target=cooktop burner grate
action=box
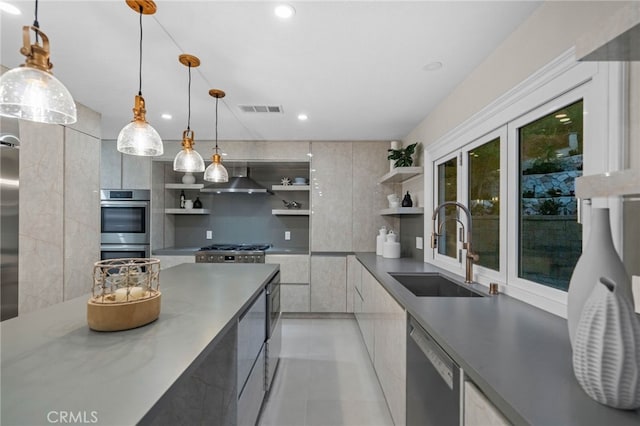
[198,243,271,252]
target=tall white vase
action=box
[572,277,640,409]
[567,208,632,347]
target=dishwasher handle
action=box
[409,322,454,390]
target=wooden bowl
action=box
[87,292,161,332]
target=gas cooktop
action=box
[196,243,271,264]
[198,243,271,252]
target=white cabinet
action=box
[354,259,407,426]
[101,140,121,189]
[374,278,407,426]
[122,153,151,189]
[346,255,361,313]
[100,140,152,189]
[310,142,353,251]
[310,255,347,312]
[305,141,394,252]
[266,254,310,313]
[360,267,377,361]
[464,380,511,426]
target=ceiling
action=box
[1,1,541,142]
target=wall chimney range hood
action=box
[200,166,272,194]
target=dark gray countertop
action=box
[0,263,279,426]
[356,253,640,426]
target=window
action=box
[518,100,583,290]
[427,55,623,316]
[437,157,458,259]
[468,137,501,271]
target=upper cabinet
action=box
[310,141,398,252]
[310,142,354,252]
[100,140,152,190]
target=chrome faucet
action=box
[430,201,479,283]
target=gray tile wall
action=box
[174,193,310,249]
[399,215,424,261]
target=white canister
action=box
[184,199,194,209]
[383,241,401,258]
[376,226,387,256]
[386,230,397,242]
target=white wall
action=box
[405,1,635,151]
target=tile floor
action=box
[258,318,395,426]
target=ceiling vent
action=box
[239,105,283,113]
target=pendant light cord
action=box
[33,0,40,42]
[215,96,219,151]
[138,6,143,96]
[187,64,192,131]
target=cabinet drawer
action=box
[464,380,510,426]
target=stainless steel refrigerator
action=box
[1,117,20,320]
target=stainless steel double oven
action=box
[100,189,150,260]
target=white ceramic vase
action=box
[182,172,196,184]
[567,208,632,347]
[376,226,387,256]
[572,277,640,409]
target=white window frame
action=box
[461,126,508,286]
[432,153,464,272]
[506,88,586,312]
[424,48,626,317]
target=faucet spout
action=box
[431,201,479,283]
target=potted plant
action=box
[387,142,419,168]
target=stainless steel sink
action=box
[389,273,484,297]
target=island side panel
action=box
[140,323,238,426]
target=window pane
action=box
[437,157,457,258]
[519,100,583,290]
[468,138,500,271]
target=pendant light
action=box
[203,89,229,183]
[173,55,205,173]
[0,0,77,124]
[116,0,163,157]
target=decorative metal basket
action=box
[87,258,162,331]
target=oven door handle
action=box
[100,201,149,207]
[100,244,149,251]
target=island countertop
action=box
[0,263,279,426]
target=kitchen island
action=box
[0,263,278,426]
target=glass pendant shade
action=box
[0,63,77,125]
[117,120,163,156]
[173,131,204,172]
[204,153,229,182]
[117,94,163,156]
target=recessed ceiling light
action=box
[298,113,308,121]
[555,113,567,118]
[275,4,295,19]
[559,117,571,122]
[0,2,21,15]
[422,61,443,72]
[161,113,172,120]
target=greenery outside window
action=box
[437,157,458,259]
[517,100,583,290]
[468,137,500,271]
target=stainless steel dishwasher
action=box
[406,316,461,426]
